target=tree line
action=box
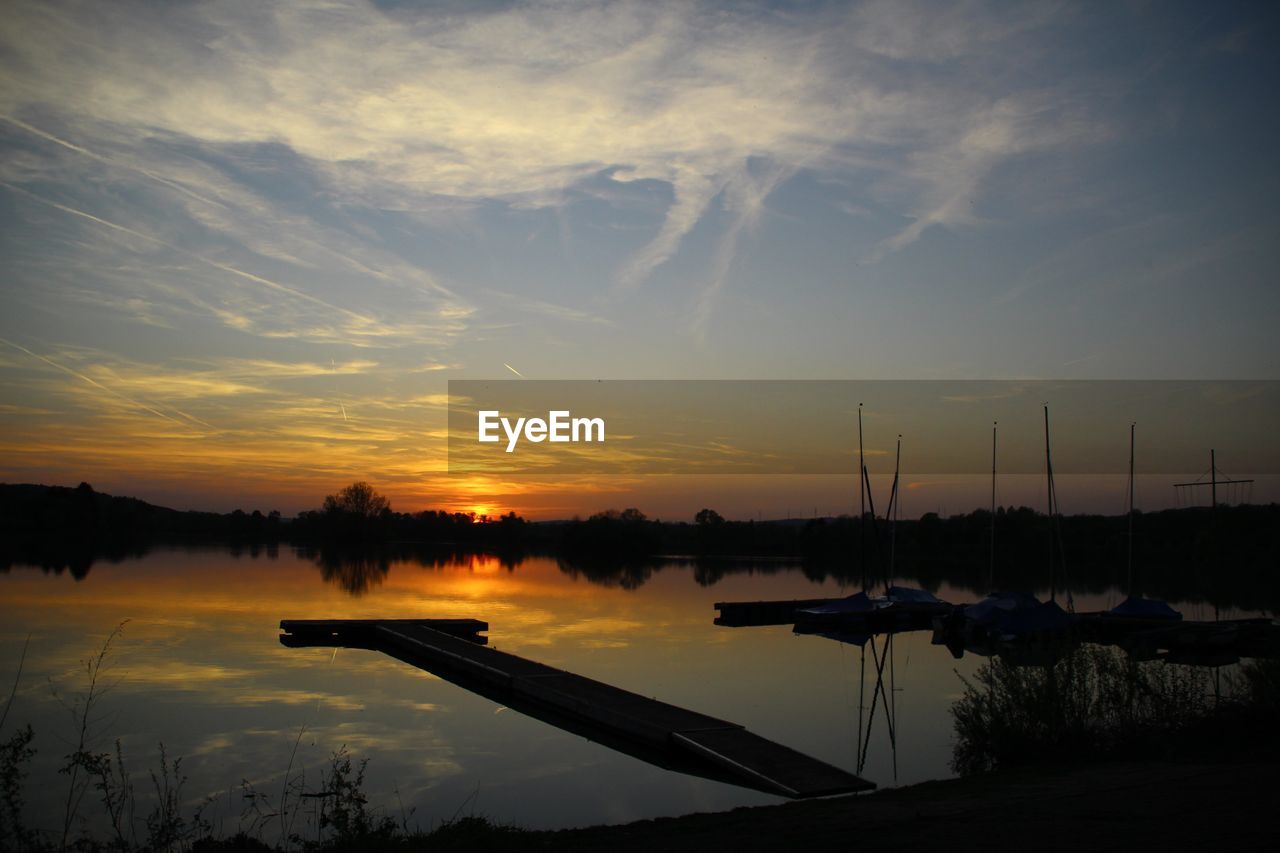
[3,481,1277,611]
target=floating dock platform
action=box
[1075,613,1280,662]
[717,594,1280,662]
[714,598,841,627]
[280,618,873,799]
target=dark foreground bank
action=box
[180,759,1276,853]
[539,760,1277,853]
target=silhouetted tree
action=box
[323,482,390,518]
[695,508,725,526]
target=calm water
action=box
[0,547,1263,836]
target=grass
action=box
[950,645,1280,775]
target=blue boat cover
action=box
[801,586,943,617]
[801,591,875,615]
[962,591,1042,624]
[1108,596,1182,620]
[995,600,1075,636]
[885,586,942,605]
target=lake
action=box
[0,546,1263,839]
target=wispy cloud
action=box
[482,288,614,326]
[691,161,794,334]
[0,114,230,209]
[0,335,193,427]
[0,0,1102,321]
[0,181,410,342]
[3,0,1256,516]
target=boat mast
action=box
[889,434,901,591]
[989,420,997,591]
[1211,448,1217,510]
[858,403,866,589]
[1127,422,1135,593]
[1044,405,1056,604]
[888,434,902,778]
[862,464,886,584]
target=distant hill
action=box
[0,482,282,543]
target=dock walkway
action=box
[280,618,873,799]
[714,598,841,627]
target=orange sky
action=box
[3,3,1276,521]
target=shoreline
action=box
[529,759,1277,852]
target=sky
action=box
[1,0,1277,519]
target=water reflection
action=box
[0,540,150,579]
[295,545,807,596]
[0,545,1274,837]
[555,554,660,590]
[293,544,526,596]
[226,541,280,560]
[304,546,393,596]
[7,525,1279,621]
[849,632,900,783]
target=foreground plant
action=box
[950,645,1217,775]
[0,725,37,852]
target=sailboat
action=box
[936,408,1076,658]
[791,411,910,786]
[794,429,949,637]
[1102,423,1182,624]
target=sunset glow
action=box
[2,1,1276,518]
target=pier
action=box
[280,618,874,799]
[715,597,1280,664]
[714,598,842,627]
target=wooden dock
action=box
[714,598,841,627]
[280,618,874,799]
[1075,613,1280,662]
